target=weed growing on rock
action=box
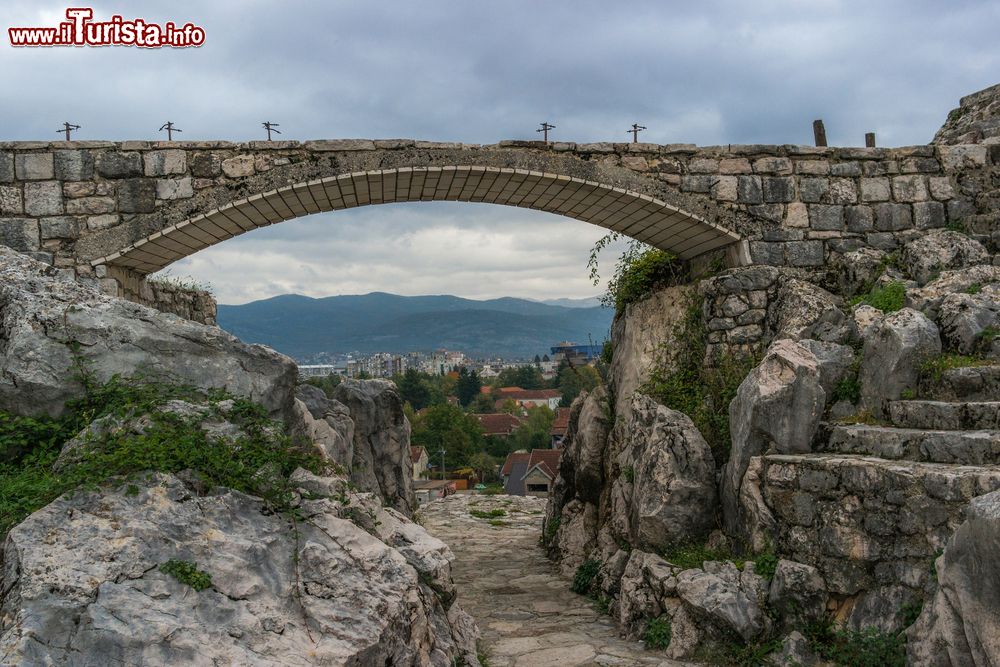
[850,281,906,313]
[488,519,507,527]
[919,353,994,388]
[752,551,778,580]
[622,465,635,483]
[469,508,506,519]
[642,298,757,464]
[160,559,213,591]
[543,515,560,544]
[570,559,601,595]
[965,282,982,295]
[832,356,862,404]
[643,615,672,649]
[802,619,907,667]
[693,638,782,666]
[822,628,907,667]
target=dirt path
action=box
[419,494,688,667]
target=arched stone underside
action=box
[93,167,741,275]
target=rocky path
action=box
[419,494,688,667]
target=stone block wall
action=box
[750,453,1000,600]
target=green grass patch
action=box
[850,281,906,313]
[965,282,982,295]
[160,559,213,591]
[644,615,672,649]
[488,518,508,526]
[570,559,601,596]
[661,542,742,570]
[919,353,994,387]
[0,374,326,539]
[469,508,506,519]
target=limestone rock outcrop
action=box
[859,308,941,417]
[907,489,1000,666]
[0,472,477,666]
[332,379,415,515]
[722,339,826,540]
[610,394,717,552]
[901,230,991,286]
[289,384,356,472]
[0,247,296,419]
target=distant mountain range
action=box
[216,292,615,360]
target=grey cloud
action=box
[2,1,996,302]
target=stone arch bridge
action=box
[0,112,997,321]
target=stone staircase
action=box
[753,364,1000,619]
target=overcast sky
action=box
[3,1,998,304]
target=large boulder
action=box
[608,284,693,415]
[768,277,854,344]
[332,380,414,515]
[938,287,1000,357]
[0,247,296,419]
[0,473,478,666]
[832,247,887,298]
[289,384,355,467]
[908,265,1000,317]
[901,230,991,286]
[675,561,769,643]
[768,560,828,628]
[610,393,717,551]
[907,489,1000,666]
[722,340,826,540]
[859,308,941,417]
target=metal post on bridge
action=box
[439,448,446,481]
[56,122,80,141]
[262,121,281,141]
[536,122,555,144]
[159,122,182,141]
[627,123,646,143]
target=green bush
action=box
[160,558,213,591]
[820,628,907,667]
[571,559,601,595]
[850,281,906,313]
[588,234,688,313]
[644,615,672,649]
[0,375,326,538]
[693,639,782,666]
[543,515,561,543]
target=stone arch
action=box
[92,166,742,275]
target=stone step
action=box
[929,365,1000,401]
[821,423,1000,465]
[889,400,1000,430]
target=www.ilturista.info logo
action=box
[8,8,205,48]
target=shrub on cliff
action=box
[0,373,325,538]
[588,233,689,312]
